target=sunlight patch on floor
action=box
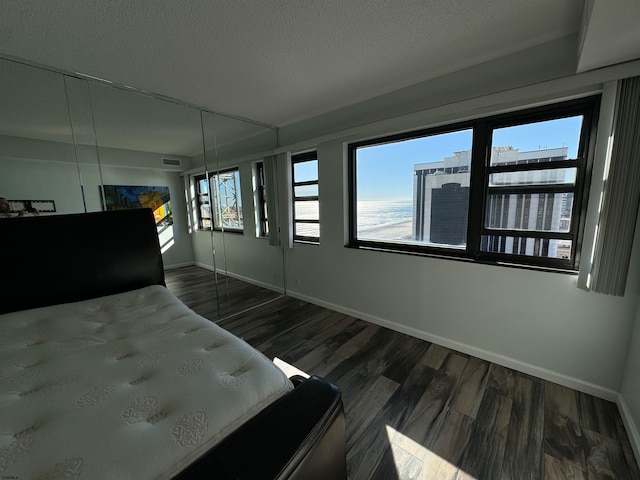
[385,425,477,480]
[273,357,310,379]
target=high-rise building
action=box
[412,146,572,258]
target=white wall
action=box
[272,39,640,398]
[282,139,640,397]
[620,284,640,463]
[0,156,86,214]
[0,135,88,214]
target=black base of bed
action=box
[175,376,346,480]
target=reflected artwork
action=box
[101,185,172,225]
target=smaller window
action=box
[254,161,269,237]
[194,168,244,232]
[292,151,320,243]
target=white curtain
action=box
[590,76,640,295]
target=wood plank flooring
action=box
[165,266,640,480]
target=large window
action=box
[194,167,244,232]
[292,151,320,243]
[348,97,599,270]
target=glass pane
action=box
[293,160,318,182]
[295,184,318,197]
[490,116,583,165]
[484,193,573,233]
[294,200,319,220]
[355,129,472,248]
[295,223,320,239]
[489,168,576,187]
[213,170,243,230]
[481,236,572,260]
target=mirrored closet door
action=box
[0,58,88,216]
[1,56,284,321]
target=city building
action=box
[413,146,572,258]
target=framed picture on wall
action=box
[101,185,172,226]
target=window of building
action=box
[254,161,269,237]
[194,167,244,232]
[292,151,320,243]
[348,97,599,271]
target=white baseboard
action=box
[617,394,640,469]
[193,262,285,294]
[163,261,195,270]
[286,289,619,402]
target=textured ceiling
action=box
[0,0,589,127]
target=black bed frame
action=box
[0,209,346,480]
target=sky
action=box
[355,115,583,201]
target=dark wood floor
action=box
[166,266,640,480]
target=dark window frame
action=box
[292,151,320,243]
[255,161,269,237]
[194,173,212,230]
[194,166,244,234]
[347,96,600,271]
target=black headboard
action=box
[0,209,165,314]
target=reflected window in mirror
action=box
[254,161,269,238]
[194,168,244,232]
[194,174,212,229]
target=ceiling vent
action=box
[162,158,181,167]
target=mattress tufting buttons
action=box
[203,337,229,351]
[146,411,167,424]
[105,347,133,361]
[219,369,248,387]
[121,396,160,424]
[15,425,39,438]
[129,375,149,385]
[0,435,33,474]
[183,327,202,336]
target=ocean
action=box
[295,199,414,239]
[356,200,413,229]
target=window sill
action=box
[346,243,578,275]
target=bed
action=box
[0,208,346,480]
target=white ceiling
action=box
[0,0,639,128]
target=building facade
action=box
[412,147,572,258]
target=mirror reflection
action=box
[87,81,205,282]
[0,58,85,216]
[0,56,282,320]
[210,113,283,314]
[63,75,103,212]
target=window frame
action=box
[255,161,269,238]
[292,151,320,244]
[194,172,212,230]
[194,166,244,234]
[347,96,600,271]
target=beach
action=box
[358,219,413,241]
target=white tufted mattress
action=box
[0,285,293,479]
